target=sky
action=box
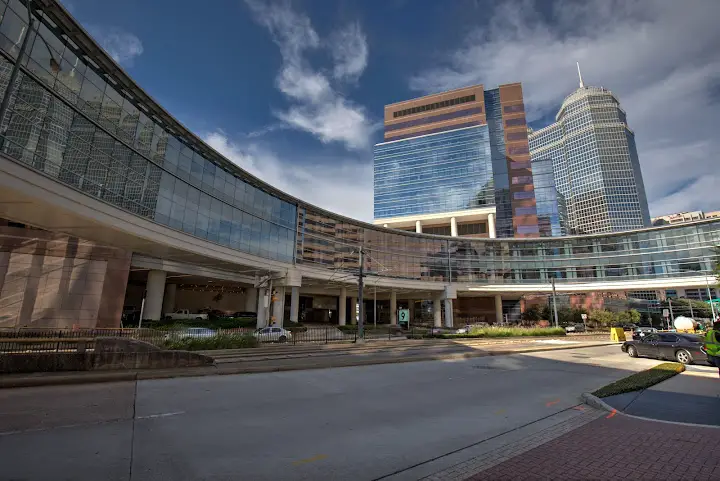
[63,0,720,222]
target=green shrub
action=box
[432,326,566,339]
[593,362,685,398]
[163,333,258,351]
[337,325,358,332]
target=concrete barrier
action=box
[0,338,213,374]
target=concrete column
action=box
[350,297,358,325]
[257,287,268,328]
[488,213,496,239]
[495,294,503,324]
[450,217,458,237]
[289,286,300,323]
[444,298,454,328]
[390,290,397,325]
[415,220,422,234]
[433,294,442,327]
[271,287,286,327]
[162,283,176,316]
[244,288,258,313]
[338,287,347,326]
[144,270,166,321]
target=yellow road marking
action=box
[494,409,506,415]
[293,454,328,465]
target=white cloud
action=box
[87,26,143,66]
[204,131,373,221]
[410,0,720,217]
[329,22,368,83]
[245,1,373,150]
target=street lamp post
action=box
[551,277,559,328]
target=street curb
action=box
[0,342,618,388]
[581,392,720,430]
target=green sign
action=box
[398,309,410,326]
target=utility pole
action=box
[551,277,559,328]
[357,247,365,342]
[373,283,377,329]
[689,300,694,319]
[669,298,675,329]
[706,275,717,320]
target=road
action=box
[0,345,660,481]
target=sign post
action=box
[398,309,410,329]
[580,313,587,331]
[663,308,670,330]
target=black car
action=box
[621,332,707,365]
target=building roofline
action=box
[384,84,484,108]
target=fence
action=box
[0,325,420,353]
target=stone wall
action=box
[0,220,131,328]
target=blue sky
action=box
[63,0,720,221]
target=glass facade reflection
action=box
[0,1,718,291]
[373,126,494,219]
[0,0,296,262]
[531,158,568,237]
[529,86,651,234]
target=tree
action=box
[616,309,641,325]
[588,309,615,328]
[521,305,542,322]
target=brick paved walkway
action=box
[465,414,720,480]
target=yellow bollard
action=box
[610,327,626,342]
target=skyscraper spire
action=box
[576,62,585,88]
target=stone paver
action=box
[420,408,604,481]
[464,414,720,481]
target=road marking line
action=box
[545,399,560,407]
[137,411,185,420]
[293,454,327,465]
[494,409,506,415]
[573,406,586,411]
[606,409,617,419]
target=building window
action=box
[505,117,526,127]
[503,104,524,113]
[513,191,535,200]
[393,94,476,119]
[516,225,540,235]
[506,131,528,141]
[507,145,529,155]
[423,225,452,236]
[510,161,531,169]
[457,222,487,235]
[515,206,537,215]
[512,175,533,185]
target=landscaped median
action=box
[592,362,685,398]
[431,326,566,339]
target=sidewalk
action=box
[464,413,720,480]
[602,364,720,425]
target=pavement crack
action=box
[128,375,138,481]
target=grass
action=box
[434,327,566,339]
[592,362,685,398]
[163,333,258,351]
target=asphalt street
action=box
[0,345,661,481]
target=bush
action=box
[593,362,685,398]
[163,333,258,351]
[432,326,566,339]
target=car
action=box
[621,332,707,364]
[253,327,292,343]
[165,327,217,340]
[565,324,586,333]
[632,327,658,340]
[231,311,258,319]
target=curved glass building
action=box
[0,0,717,329]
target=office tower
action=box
[528,65,650,234]
[373,83,539,238]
